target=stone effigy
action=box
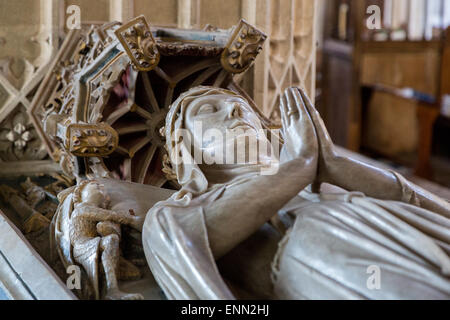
[142,86,450,299]
[2,13,449,300]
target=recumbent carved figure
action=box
[54,180,144,300]
[142,86,450,300]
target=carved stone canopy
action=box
[29,16,268,187]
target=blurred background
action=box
[0,0,448,198]
[315,0,450,197]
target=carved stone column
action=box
[249,0,317,121]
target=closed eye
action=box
[196,103,217,115]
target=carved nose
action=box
[229,103,241,118]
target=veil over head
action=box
[165,85,272,197]
[143,86,281,300]
[142,86,249,300]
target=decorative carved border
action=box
[28,29,84,160]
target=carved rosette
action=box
[0,106,47,161]
[221,19,267,74]
[114,15,160,72]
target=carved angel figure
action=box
[54,180,144,300]
[142,86,450,300]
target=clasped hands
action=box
[279,87,337,186]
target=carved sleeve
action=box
[74,204,136,226]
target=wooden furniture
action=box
[407,28,449,178]
[322,1,441,149]
[415,102,441,178]
[363,27,450,179]
[321,0,447,180]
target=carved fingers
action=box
[297,88,336,159]
[294,88,338,186]
[77,204,142,230]
[113,210,143,230]
[279,87,318,163]
[280,87,307,126]
[129,214,144,231]
[97,221,121,237]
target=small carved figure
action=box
[54,180,143,300]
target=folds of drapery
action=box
[142,190,235,300]
[273,191,450,300]
[142,179,450,300]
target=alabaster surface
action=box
[27,12,448,300]
[54,178,174,299]
[0,3,318,299]
[50,85,450,300]
[141,86,450,300]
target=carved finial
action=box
[65,123,119,157]
[115,15,160,72]
[221,19,267,74]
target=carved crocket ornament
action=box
[221,20,267,74]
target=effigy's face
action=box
[184,93,264,151]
